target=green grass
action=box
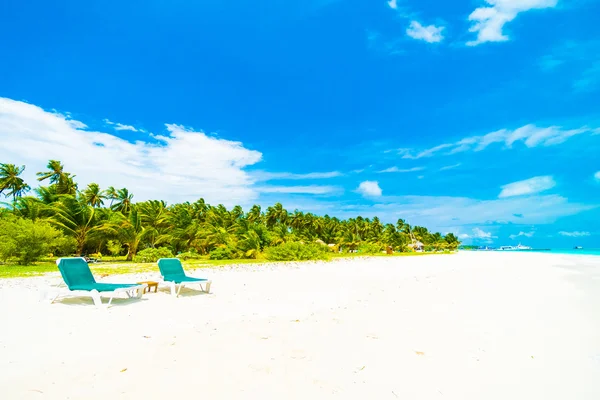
[0,262,58,278]
[0,258,280,278]
[0,251,453,279]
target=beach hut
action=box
[408,241,425,252]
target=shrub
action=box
[0,215,67,264]
[135,247,174,263]
[52,236,77,257]
[357,242,384,254]
[106,240,123,257]
[327,244,340,253]
[177,250,204,260]
[209,247,234,260]
[265,242,330,261]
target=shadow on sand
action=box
[156,286,211,298]
[53,295,147,308]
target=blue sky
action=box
[1,0,599,247]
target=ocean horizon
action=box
[465,248,600,256]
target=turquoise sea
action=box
[526,248,600,256]
[466,249,600,256]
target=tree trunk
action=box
[76,242,84,257]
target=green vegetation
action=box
[0,160,460,271]
[265,242,331,261]
[134,247,175,263]
[0,215,75,264]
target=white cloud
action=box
[509,230,535,239]
[467,0,558,46]
[400,124,594,159]
[272,191,595,240]
[406,21,445,43]
[558,231,591,237]
[472,227,494,239]
[254,171,343,181]
[259,185,339,195]
[0,97,263,206]
[387,0,397,9]
[103,118,139,132]
[402,143,453,159]
[333,193,594,233]
[378,166,424,173]
[439,163,461,171]
[356,181,383,197]
[458,227,496,242]
[499,176,556,198]
[595,171,600,180]
[114,123,138,132]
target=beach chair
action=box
[158,258,212,297]
[51,257,146,308]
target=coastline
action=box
[462,248,600,256]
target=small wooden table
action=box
[138,281,159,294]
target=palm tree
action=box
[239,229,262,259]
[289,210,305,232]
[270,224,293,245]
[118,206,147,261]
[11,196,50,221]
[0,163,30,202]
[111,188,134,214]
[138,200,169,247]
[83,183,106,207]
[36,160,77,194]
[231,205,244,220]
[105,186,118,207]
[36,160,64,184]
[50,195,100,255]
[444,233,460,250]
[266,203,288,228]
[35,185,59,204]
[247,205,262,224]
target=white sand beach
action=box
[1,252,600,399]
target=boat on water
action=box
[498,243,532,251]
[516,243,532,250]
[574,246,583,250]
[499,246,514,251]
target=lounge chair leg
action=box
[176,283,183,297]
[136,286,144,299]
[205,281,211,294]
[49,292,60,304]
[90,290,103,308]
[169,282,177,297]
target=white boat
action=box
[515,243,532,250]
[498,244,532,251]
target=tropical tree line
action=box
[0,160,460,264]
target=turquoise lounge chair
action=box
[52,257,146,308]
[158,258,212,297]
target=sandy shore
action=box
[1,252,599,399]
